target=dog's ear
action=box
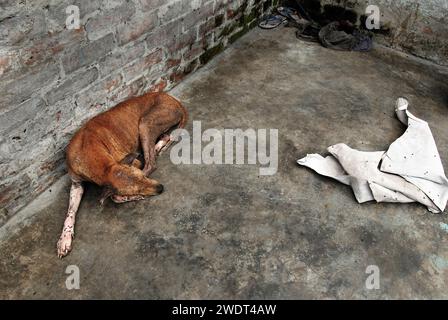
[120,152,139,166]
[99,185,116,206]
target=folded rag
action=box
[298,98,448,213]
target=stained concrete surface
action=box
[1,26,448,299]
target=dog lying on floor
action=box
[57,92,188,258]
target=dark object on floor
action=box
[275,4,320,42]
[258,14,287,29]
[293,0,313,21]
[352,30,374,52]
[281,0,313,21]
[273,1,374,51]
[295,22,320,42]
[319,21,373,52]
[276,6,307,27]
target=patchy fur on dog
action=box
[57,92,188,258]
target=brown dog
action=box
[57,92,187,258]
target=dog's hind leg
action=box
[57,180,84,258]
[155,102,188,155]
[140,101,188,175]
[139,119,178,176]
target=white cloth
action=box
[298,98,448,213]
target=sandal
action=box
[295,22,321,42]
[276,6,308,27]
[258,14,287,29]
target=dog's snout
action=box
[156,184,164,194]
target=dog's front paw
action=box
[57,232,73,258]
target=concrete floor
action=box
[1,26,448,299]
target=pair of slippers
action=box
[259,6,319,43]
[258,7,306,29]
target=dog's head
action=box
[100,164,163,204]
